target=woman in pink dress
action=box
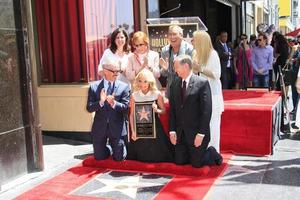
[236,34,253,89]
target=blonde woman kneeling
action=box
[127,69,174,162]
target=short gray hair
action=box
[102,58,119,70]
[174,54,192,69]
[169,25,183,35]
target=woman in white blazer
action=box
[192,31,224,153]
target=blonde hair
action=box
[132,31,149,47]
[192,31,213,72]
[133,69,158,92]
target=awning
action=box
[285,28,300,37]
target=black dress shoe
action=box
[213,148,223,166]
[208,146,223,166]
[215,155,223,166]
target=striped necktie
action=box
[107,82,113,95]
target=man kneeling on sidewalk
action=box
[169,55,223,168]
[86,59,130,161]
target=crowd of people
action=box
[86,24,300,168]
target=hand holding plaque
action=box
[131,130,137,141]
[152,102,158,113]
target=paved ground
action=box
[0,133,300,200]
[0,135,93,200]
[206,132,300,200]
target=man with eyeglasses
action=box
[87,59,130,161]
[251,33,274,88]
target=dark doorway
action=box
[158,0,233,43]
[206,1,232,42]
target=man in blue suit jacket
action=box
[87,60,130,161]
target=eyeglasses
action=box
[135,43,145,47]
[257,39,263,42]
[104,68,122,74]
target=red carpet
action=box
[15,154,231,200]
[160,90,281,156]
[82,156,210,176]
[221,90,281,156]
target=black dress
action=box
[127,91,174,163]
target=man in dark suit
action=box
[169,55,222,168]
[87,59,130,161]
[215,31,234,89]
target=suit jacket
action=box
[215,41,233,71]
[169,74,212,146]
[86,79,130,137]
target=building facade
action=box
[291,0,299,28]
[0,0,284,186]
[242,0,279,36]
[279,0,294,34]
[0,0,43,189]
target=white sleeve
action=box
[207,50,221,79]
[151,51,161,78]
[125,54,135,82]
[98,50,107,73]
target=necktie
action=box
[223,43,228,52]
[181,80,186,103]
[223,43,230,67]
[107,82,113,95]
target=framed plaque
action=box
[133,101,156,139]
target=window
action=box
[35,0,134,83]
[147,0,160,18]
[84,0,134,81]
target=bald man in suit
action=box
[87,60,130,161]
[169,55,223,168]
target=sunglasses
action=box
[135,43,145,47]
[257,39,263,41]
[104,68,122,74]
[241,37,247,40]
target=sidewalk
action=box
[1,134,300,200]
[0,135,93,200]
[207,133,300,200]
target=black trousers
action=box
[174,131,218,168]
[221,68,233,89]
